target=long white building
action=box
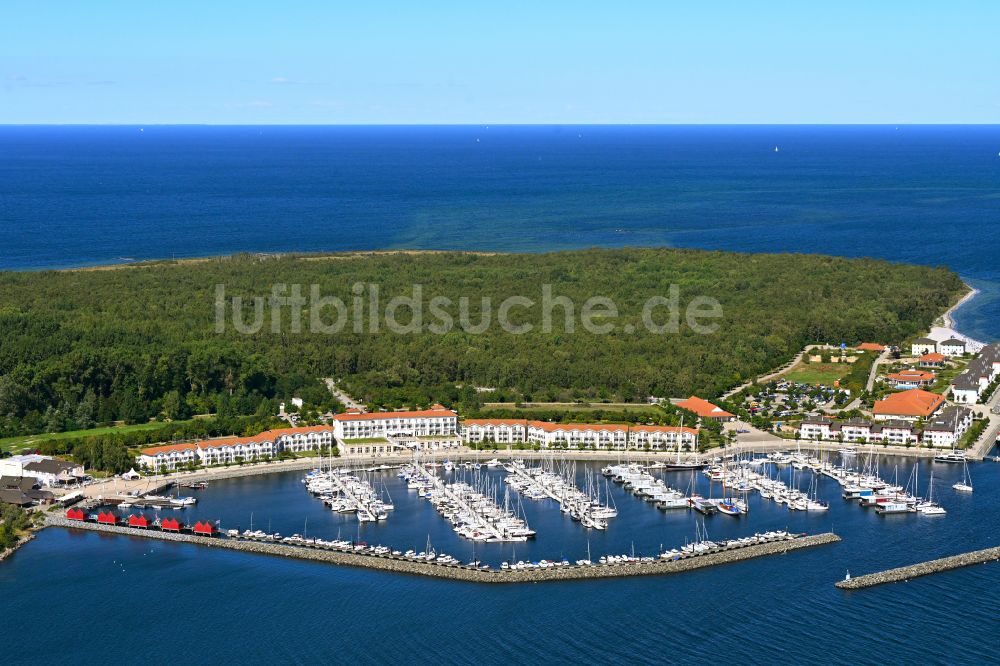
[137,408,461,471]
[462,419,699,451]
[950,342,1000,404]
[800,406,973,448]
[138,425,335,472]
[332,405,459,440]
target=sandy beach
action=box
[930,286,985,352]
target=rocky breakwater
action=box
[836,545,1000,590]
[47,516,839,583]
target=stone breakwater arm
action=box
[44,516,839,583]
[836,545,1000,590]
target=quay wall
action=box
[84,441,975,502]
[836,546,1000,590]
[47,517,839,584]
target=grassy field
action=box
[928,360,970,395]
[0,422,173,454]
[783,363,851,386]
[481,402,662,415]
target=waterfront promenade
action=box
[46,516,839,583]
[68,435,999,504]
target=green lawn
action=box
[0,422,172,454]
[783,363,851,386]
[928,360,969,395]
[481,402,662,415]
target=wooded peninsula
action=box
[0,248,965,448]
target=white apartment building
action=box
[921,406,974,448]
[137,425,334,472]
[460,420,528,445]
[461,420,699,451]
[332,405,459,440]
[950,343,1000,404]
[910,338,938,357]
[938,338,967,357]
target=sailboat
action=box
[664,417,704,470]
[805,475,829,511]
[952,460,974,493]
[917,470,946,515]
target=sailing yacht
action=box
[917,470,946,515]
[664,417,704,470]
[952,459,974,493]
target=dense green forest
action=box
[0,249,965,441]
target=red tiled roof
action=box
[630,425,700,435]
[527,421,630,433]
[198,426,333,450]
[462,419,699,435]
[873,389,945,418]
[676,396,735,419]
[333,407,456,422]
[141,426,333,455]
[140,443,196,456]
[920,353,946,363]
[463,419,529,427]
[857,343,886,351]
[886,370,935,382]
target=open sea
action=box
[1,125,999,339]
[3,125,1000,663]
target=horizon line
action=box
[1,122,999,127]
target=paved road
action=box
[969,383,1000,459]
[865,349,891,393]
[323,378,367,412]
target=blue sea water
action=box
[1,125,999,340]
[4,125,1000,663]
[4,458,1000,665]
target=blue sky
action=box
[1,1,998,124]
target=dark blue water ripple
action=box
[1,125,998,340]
[4,456,1000,664]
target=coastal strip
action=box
[46,517,839,583]
[835,546,1000,590]
[0,533,36,562]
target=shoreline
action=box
[932,284,986,350]
[67,440,997,503]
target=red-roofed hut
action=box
[160,517,182,532]
[127,514,151,529]
[192,521,218,537]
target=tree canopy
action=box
[0,248,965,438]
